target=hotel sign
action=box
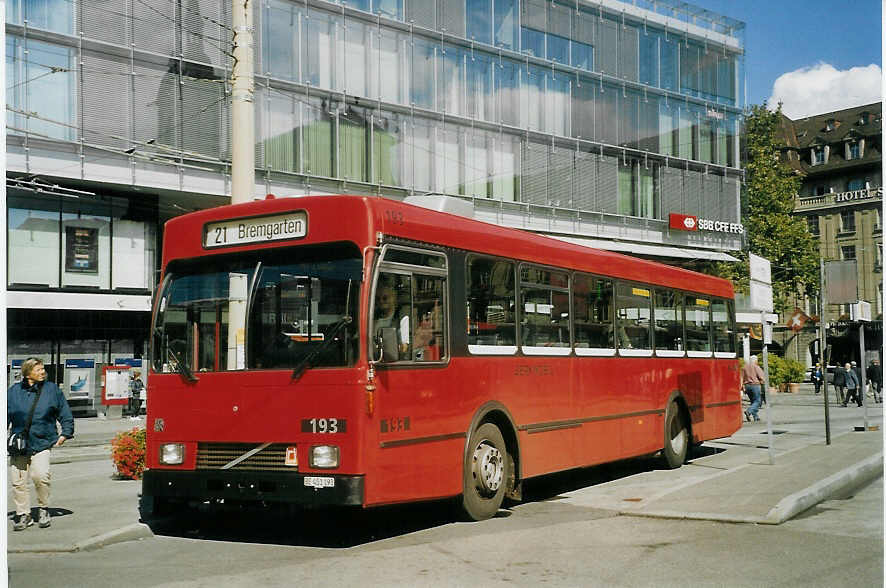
[834,186,882,203]
[669,213,744,234]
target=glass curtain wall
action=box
[6,0,743,224]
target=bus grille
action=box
[196,443,294,471]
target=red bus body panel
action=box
[148,195,741,509]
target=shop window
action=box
[61,201,111,289]
[8,192,155,292]
[8,196,61,287]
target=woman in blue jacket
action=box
[7,358,74,531]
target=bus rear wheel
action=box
[661,400,688,469]
[462,423,508,521]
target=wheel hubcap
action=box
[669,418,687,456]
[472,442,503,495]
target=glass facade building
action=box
[7,0,744,234]
[6,0,745,407]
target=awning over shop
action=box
[548,235,740,262]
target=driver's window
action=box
[373,247,448,363]
[374,272,413,361]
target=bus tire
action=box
[462,423,508,521]
[661,400,689,469]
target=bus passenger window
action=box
[573,274,614,353]
[615,283,652,353]
[520,266,570,352]
[467,257,516,352]
[712,299,736,356]
[685,296,712,354]
[653,289,684,354]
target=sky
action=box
[692,0,882,119]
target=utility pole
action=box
[820,258,830,445]
[231,0,254,205]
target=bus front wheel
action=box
[462,423,508,521]
[661,400,689,469]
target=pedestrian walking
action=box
[867,359,882,403]
[7,358,75,531]
[842,362,862,407]
[741,355,765,422]
[811,363,823,394]
[833,363,846,405]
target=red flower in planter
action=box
[111,427,146,480]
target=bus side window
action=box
[712,298,736,356]
[573,274,614,352]
[466,257,516,349]
[615,283,652,352]
[686,296,712,354]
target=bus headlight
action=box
[310,445,339,469]
[159,443,185,465]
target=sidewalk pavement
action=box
[7,392,884,553]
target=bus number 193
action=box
[301,418,346,434]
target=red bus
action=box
[140,194,741,522]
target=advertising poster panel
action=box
[64,359,95,401]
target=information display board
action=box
[102,365,130,406]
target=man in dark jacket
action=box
[832,364,846,405]
[7,358,74,531]
[868,359,882,403]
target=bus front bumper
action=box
[141,469,364,511]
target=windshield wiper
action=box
[291,316,352,381]
[154,327,199,383]
[168,347,199,383]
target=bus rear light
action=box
[310,445,339,469]
[160,443,185,465]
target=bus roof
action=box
[162,194,734,298]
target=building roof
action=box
[778,102,881,176]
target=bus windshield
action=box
[152,242,362,374]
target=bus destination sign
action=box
[203,211,307,248]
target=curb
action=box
[8,523,154,554]
[620,452,884,526]
[763,452,884,524]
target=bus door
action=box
[368,245,456,503]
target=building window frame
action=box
[839,209,856,233]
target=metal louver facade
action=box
[7,0,745,260]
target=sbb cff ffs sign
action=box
[669,213,744,235]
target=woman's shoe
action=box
[744,411,751,422]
